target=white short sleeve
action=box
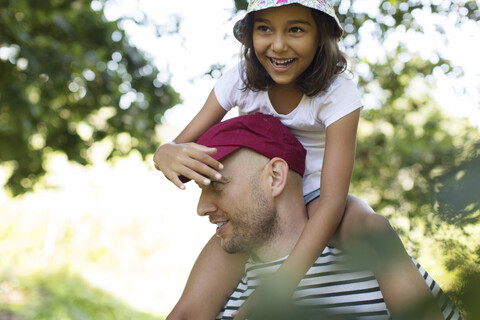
[316,75,363,128]
[214,65,244,112]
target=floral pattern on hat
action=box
[233,0,342,42]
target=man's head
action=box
[194,114,307,260]
[192,113,306,178]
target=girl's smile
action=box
[253,4,319,87]
[269,57,296,72]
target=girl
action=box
[155,1,443,319]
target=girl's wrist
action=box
[274,267,302,291]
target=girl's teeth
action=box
[271,58,294,66]
[217,222,226,228]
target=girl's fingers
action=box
[164,166,210,190]
[166,174,186,190]
[181,147,223,182]
[161,169,187,190]
[191,144,224,171]
[154,142,225,187]
[178,166,214,186]
[186,161,222,183]
[169,158,221,187]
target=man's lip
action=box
[215,221,228,236]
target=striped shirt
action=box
[216,246,462,319]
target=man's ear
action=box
[267,157,288,197]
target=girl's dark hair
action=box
[240,8,347,96]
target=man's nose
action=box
[197,190,217,217]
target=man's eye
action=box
[211,180,228,191]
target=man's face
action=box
[197,150,278,255]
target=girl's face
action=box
[252,4,319,87]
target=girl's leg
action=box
[167,235,248,320]
[308,194,444,319]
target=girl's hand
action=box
[153,142,224,189]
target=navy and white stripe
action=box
[217,246,462,320]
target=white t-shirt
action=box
[214,64,363,195]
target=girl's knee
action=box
[364,212,392,233]
[344,195,391,234]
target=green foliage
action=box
[0,0,181,196]
[234,0,248,11]
[435,155,480,225]
[0,269,163,320]
[352,68,480,228]
[448,269,480,320]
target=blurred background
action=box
[0,0,479,319]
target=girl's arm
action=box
[168,236,248,320]
[277,108,361,286]
[154,89,227,189]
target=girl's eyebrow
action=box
[288,19,313,26]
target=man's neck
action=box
[250,206,308,263]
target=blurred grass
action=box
[0,269,163,320]
[0,196,167,320]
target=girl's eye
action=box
[256,25,271,32]
[290,27,304,33]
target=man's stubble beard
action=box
[222,177,279,255]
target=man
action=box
[174,113,462,320]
